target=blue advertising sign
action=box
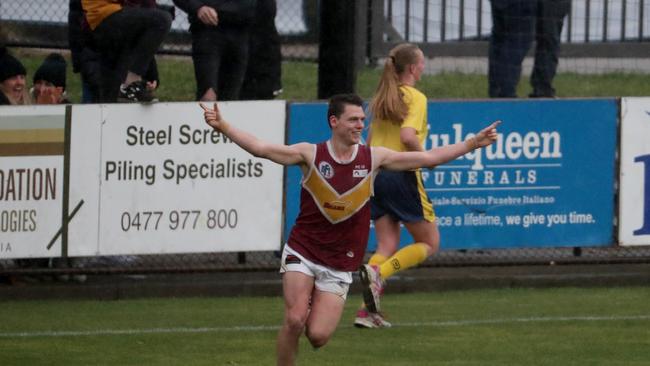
[285,103,329,242]
[422,99,617,249]
[285,99,617,251]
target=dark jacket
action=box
[68,0,98,72]
[0,92,11,105]
[173,0,256,29]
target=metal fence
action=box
[371,0,650,59]
[2,245,650,280]
[0,0,318,59]
[377,0,650,43]
[3,1,650,59]
[1,1,650,277]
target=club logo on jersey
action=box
[352,169,368,177]
[346,251,354,258]
[318,161,334,179]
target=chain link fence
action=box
[3,1,650,64]
[0,0,319,60]
[2,244,650,279]
[1,1,650,278]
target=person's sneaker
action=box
[118,80,155,103]
[353,309,392,329]
[359,264,384,313]
[529,89,556,98]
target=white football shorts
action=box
[280,244,352,300]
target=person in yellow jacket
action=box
[81,0,171,102]
[355,43,439,328]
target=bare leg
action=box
[403,220,440,255]
[373,215,401,258]
[277,271,313,366]
[305,289,346,349]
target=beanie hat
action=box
[0,46,27,82]
[34,53,67,89]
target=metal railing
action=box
[370,0,650,59]
[3,1,650,59]
[2,1,650,277]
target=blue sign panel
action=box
[420,99,617,249]
[286,99,617,251]
[284,103,330,242]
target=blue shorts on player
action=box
[370,169,435,222]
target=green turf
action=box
[1,287,649,365]
[12,48,650,104]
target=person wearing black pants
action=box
[530,0,571,98]
[240,0,282,100]
[173,0,256,101]
[488,0,570,98]
[82,0,171,102]
[488,0,536,98]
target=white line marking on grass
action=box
[2,315,649,338]
[0,325,279,338]
[397,315,650,327]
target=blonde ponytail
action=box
[369,43,421,124]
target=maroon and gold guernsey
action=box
[287,141,375,272]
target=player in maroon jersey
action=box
[201,95,499,366]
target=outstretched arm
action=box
[375,121,500,171]
[200,103,311,166]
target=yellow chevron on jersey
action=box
[302,168,372,224]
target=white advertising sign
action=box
[69,101,285,256]
[0,105,66,258]
[619,98,650,246]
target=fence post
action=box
[317,0,367,99]
[368,0,385,65]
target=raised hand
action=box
[35,86,59,105]
[472,120,501,148]
[199,102,226,131]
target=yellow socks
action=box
[379,242,429,279]
[368,253,388,267]
[358,244,429,311]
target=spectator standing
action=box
[239,0,282,100]
[0,47,30,105]
[529,0,571,98]
[488,0,570,98]
[69,0,102,103]
[173,0,257,101]
[81,0,171,102]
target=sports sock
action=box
[379,242,429,279]
[368,253,388,266]
[359,253,388,309]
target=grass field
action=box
[1,286,649,365]
[12,48,650,103]
[7,49,650,366]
